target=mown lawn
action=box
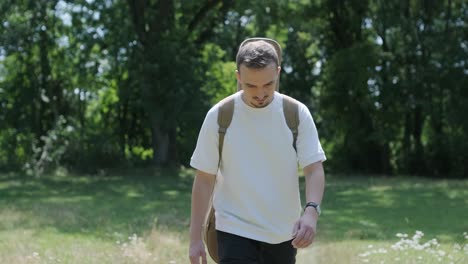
[0,169,467,263]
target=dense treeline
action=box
[0,0,466,177]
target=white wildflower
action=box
[378,248,388,254]
[429,238,439,246]
[396,233,408,238]
[359,252,370,257]
[414,244,425,250]
[412,231,424,242]
[391,243,404,250]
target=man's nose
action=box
[256,87,267,98]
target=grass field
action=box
[0,169,467,263]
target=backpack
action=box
[203,93,300,263]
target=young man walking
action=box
[189,38,326,264]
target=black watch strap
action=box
[304,202,321,215]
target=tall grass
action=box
[0,170,466,263]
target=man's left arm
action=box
[291,161,325,248]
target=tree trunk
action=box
[152,123,169,166]
[118,95,129,160]
[403,112,412,173]
[412,106,424,173]
[168,126,178,166]
[127,0,222,167]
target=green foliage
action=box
[320,42,382,173]
[0,0,466,177]
[0,129,34,171]
[200,43,237,104]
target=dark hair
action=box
[236,41,279,70]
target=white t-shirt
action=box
[191,91,326,243]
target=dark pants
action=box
[217,231,297,264]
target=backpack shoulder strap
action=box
[282,94,300,152]
[206,95,236,263]
[217,94,236,166]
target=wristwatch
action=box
[304,202,321,216]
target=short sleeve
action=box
[296,104,327,169]
[190,106,220,175]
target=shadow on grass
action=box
[1,171,467,244]
[0,168,194,241]
[312,175,468,243]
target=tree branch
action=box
[151,0,174,37]
[188,0,223,32]
[193,0,235,45]
[127,0,147,46]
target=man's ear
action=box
[277,66,282,74]
[236,69,242,91]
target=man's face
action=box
[236,63,281,108]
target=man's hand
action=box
[291,208,318,248]
[189,240,207,264]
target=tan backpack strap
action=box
[282,94,300,151]
[217,94,236,166]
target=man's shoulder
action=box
[211,92,239,110]
[217,93,238,106]
[278,92,308,111]
[205,92,240,121]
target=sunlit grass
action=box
[0,170,467,263]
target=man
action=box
[189,38,326,264]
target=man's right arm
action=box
[189,170,216,264]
